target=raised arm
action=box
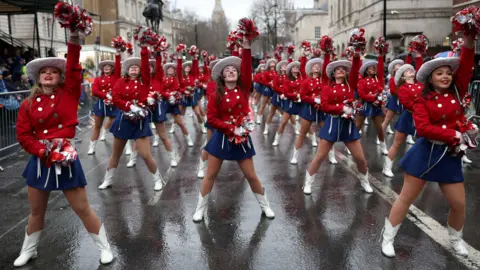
[177,57,183,82]
[414,54,424,71]
[405,53,412,65]
[63,37,83,100]
[240,49,252,94]
[321,53,331,85]
[377,55,385,87]
[154,52,164,83]
[300,56,307,79]
[140,46,150,87]
[192,58,199,78]
[455,36,475,97]
[113,53,121,79]
[348,55,361,87]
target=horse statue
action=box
[143,0,163,32]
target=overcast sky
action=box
[175,0,314,25]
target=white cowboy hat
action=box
[326,60,352,79]
[98,60,115,71]
[26,57,65,81]
[212,56,241,81]
[276,60,288,73]
[255,63,265,73]
[416,57,460,84]
[388,59,404,75]
[122,57,141,74]
[306,58,324,75]
[182,61,192,69]
[359,60,378,76]
[286,61,300,75]
[394,64,415,86]
[209,59,220,70]
[163,63,176,74]
[266,59,278,69]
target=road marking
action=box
[0,159,107,240]
[335,150,480,270]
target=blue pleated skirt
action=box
[386,95,403,113]
[299,103,326,123]
[394,110,416,136]
[262,86,274,97]
[165,103,182,115]
[180,95,198,107]
[194,87,205,100]
[399,138,463,183]
[23,156,87,191]
[204,130,256,161]
[360,102,385,117]
[93,99,118,118]
[151,101,167,123]
[319,115,361,143]
[254,83,265,95]
[271,93,282,107]
[282,99,301,115]
[110,110,153,140]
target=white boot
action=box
[290,148,299,164]
[272,132,282,146]
[169,123,176,134]
[328,149,338,164]
[263,124,269,135]
[201,125,207,134]
[89,224,114,264]
[193,192,209,222]
[152,135,160,147]
[380,141,388,155]
[359,171,373,193]
[99,128,107,141]
[197,159,207,178]
[87,140,97,155]
[170,150,180,167]
[376,136,380,145]
[406,135,415,145]
[381,218,400,258]
[448,225,469,256]
[303,171,316,195]
[462,155,473,164]
[365,118,369,125]
[382,157,394,177]
[359,129,363,134]
[295,122,300,135]
[150,122,156,129]
[125,140,133,155]
[311,135,318,147]
[98,168,115,189]
[13,227,42,267]
[185,134,194,147]
[153,169,166,191]
[386,125,394,134]
[126,151,137,168]
[256,115,263,124]
[254,188,275,218]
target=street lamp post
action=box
[273,1,278,48]
[383,0,387,38]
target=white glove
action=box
[147,97,156,106]
[106,93,112,100]
[314,98,321,104]
[130,104,142,114]
[169,95,176,104]
[234,126,245,136]
[343,105,353,115]
[456,131,466,144]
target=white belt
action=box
[37,138,75,189]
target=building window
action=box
[314,27,321,39]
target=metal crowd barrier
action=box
[0,83,93,172]
[468,80,480,116]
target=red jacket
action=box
[397,82,424,111]
[17,42,83,157]
[283,76,303,101]
[272,74,287,94]
[357,55,385,102]
[112,46,151,111]
[299,54,330,105]
[413,47,474,144]
[92,54,121,99]
[320,55,361,115]
[177,58,199,94]
[207,49,252,136]
[262,70,277,88]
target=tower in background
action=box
[212,0,226,23]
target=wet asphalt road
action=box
[0,108,479,270]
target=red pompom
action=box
[126,43,133,55]
[208,55,217,61]
[227,30,240,51]
[319,35,335,54]
[452,6,480,39]
[188,45,198,57]
[312,48,322,57]
[111,36,128,52]
[374,37,389,54]
[276,44,284,53]
[287,45,295,56]
[176,44,186,53]
[153,36,169,52]
[236,18,260,42]
[201,50,208,59]
[452,38,464,55]
[348,28,366,54]
[409,35,428,54]
[54,1,92,35]
[133,26,158,46]
[301,40,311,51]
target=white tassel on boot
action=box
[380,141,388,155]
[382,157,394,177]
[13,226,42,267]
[290,147,299,164]
[89,224,114,264]
[406,135,415,145]
[381,218,400,258]
[193,192,209,222]
[170,150,179,167]
[153,169,166,191]
[328,149,338,164]
[185,134,194,147]
[126,151,137,168]
[152,134,160,147]
[99,128,107,141]
[448,225,469,256]
[359,171,373,193]
[125,140,133,155]
[98,168,115,189]
[254,188,275,218]
[87,140,97,155]
[197,159,207,178]
[272,132,282,146]
[303,171,316,195]
[263,124,269,135]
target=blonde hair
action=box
[27,73,65,104]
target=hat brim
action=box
[26,57,66,81]
[98,60,115,71]
[122,57,141,74]
[306,58,324,76]
[388,59,404,75]
[286,61,300,75]
[182,61,192,69]
[394,64,415,86]
[266,59,278,69]
[255,64,265,73]
[212,56,241,82]
[326,60,352,79]
[209,59,220,70]
[416,58,460,84]
[276,60,288,73]
[359,61,378,76]
[163,63,176,74]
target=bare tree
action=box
[250,0,287,51]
